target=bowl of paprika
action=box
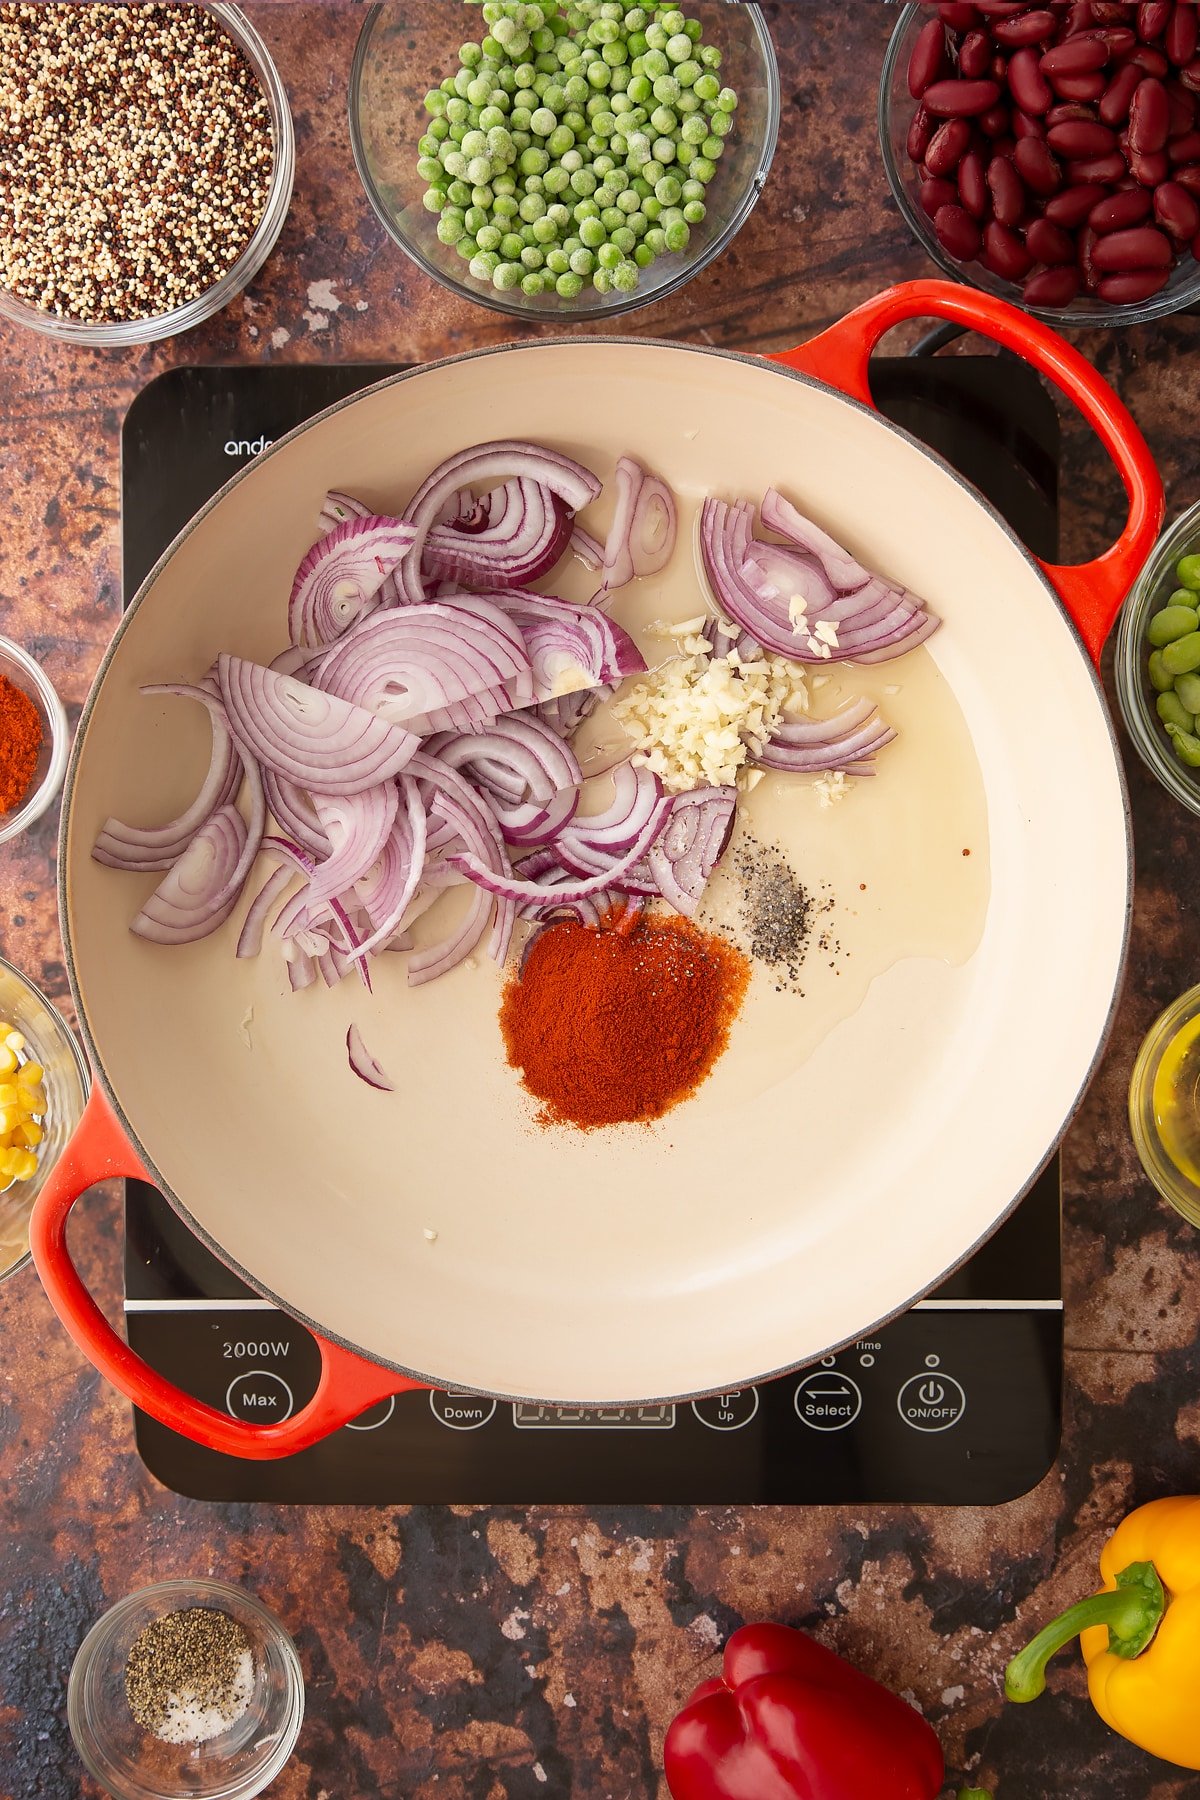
[0,636,69,844]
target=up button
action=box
[897,1372,966,1432]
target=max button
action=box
[225,1370,294,1422]
[794,1370,862,1431]
[429,1390,498,1431]
[692,1388,760,1431]
[897,1373,966,1432]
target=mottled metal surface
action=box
[1,4,1199,1797]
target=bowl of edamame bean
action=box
[1116,506,1200,816]
[349,2,779,321]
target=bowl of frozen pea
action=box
[349,1,779,320]
[1116,504,1200,816]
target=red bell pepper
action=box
[663,1623,946,1800]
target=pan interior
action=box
[65,342,1127,1401]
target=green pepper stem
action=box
[958,1789,993,1798]
[1005,1561,1166,1704]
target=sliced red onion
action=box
[848,609,941,663]
[423,477,573,589]
[700,498,808,660]
[318,490,370,535]
[286,945,317,991]
[557,761,662,862]
[599,455,643,593]
[423,713,581,806]
[218,655,419,796]
[647,789,736,917]
[314,601,533,734]
[702,615,760,662]
[288,516,417,651]
[346,1022,395,1092]
[308,782,400,909]
[236,863,295,959]
[93,683,241,872]
[759,488,873,595]
[478,591,645,701]
[570,524,605,570]
[494,786,580,846]
[755,700,897,773]
[630,467,676,578]
[263,769,330,857]
[406,885,492,988]
[131,753,264,944]
[533,682,613,741]
[351,777,427,960]
[450,795,670,904]
[399,440,602,604]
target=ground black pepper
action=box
[0,4,274,323]
[728,830,842,993]
[125,1607,254,1745]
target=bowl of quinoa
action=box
[0,3,294,345]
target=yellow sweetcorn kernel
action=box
[18,1086,44,1116]
[0,1109,15,1138]
[16,1060,43,1087]
[8,1151,36,1181]
[0,1050,14,1076]
[3,1031,24,1055]
[0,1084,16,1106]
[18,1121,43,1147]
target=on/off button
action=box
[225,1369,294,1422]
[897,1372,966,1432]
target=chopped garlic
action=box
[787,593,809,629]
[813,619,839,647]
[813,769,848,808]
[612,633,809,793]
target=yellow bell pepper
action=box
[1005,1496,1200,1771]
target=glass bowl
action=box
[1115,502,1200,817]
[68,1580,304,1800]
[1130,984,1200,1229]
[879,2,1200,328]
[349,1,780,321]
[0,5,295,347]
[0,636,70,844]
[0,954,89,1283]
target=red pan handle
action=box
[29,1084,426,1461]
[767,278,1163,666]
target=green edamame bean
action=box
[1176,672,1200,713]
[1177,555,1200,592]
[1157,691,1196,734]
[1147,603,1200,646]
[1148,649,1174,692]
[1162,631,1200,675]
[1167,723,1200,767]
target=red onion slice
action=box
[309,782,400,909]
[93,683,241,871]
[289,516,417,650]
[346,1022,395,1092]
[570,524,605,570]
[263,769,330,857]
[131,753,264,944]
[647,789,736,917]
[423,477,573,589]
[399,440,602,603]
[351,778,427,960]
[473,591,646,700]
[314,601,534,733]
[318,490,370,535]
[599,455,644,593]
[450,796,671,904]
[759,488,873,595]
[630,467,677,579]
[218,655,419,796]
[755,700,897,774]
[236,863,295,959]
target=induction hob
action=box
[121,354,1063,1505]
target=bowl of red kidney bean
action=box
[880,0,1200,323]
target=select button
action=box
[794,1370,862,1432]
[225,1369,294,1423]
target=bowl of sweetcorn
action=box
[349,0,779,320]
[0,956,89,1281]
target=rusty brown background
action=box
[3,5,1200,1797]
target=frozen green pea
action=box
[543,165,571,194]
[470,250,501,280]
[571,167,598,194]
[519,191,548,220]
[493,171,517,195]
[653,76,680,107]
[645,25,668,53]
[643,160,665,184]
[493,261,525,290]
[530,106,556,135]
[1161,631,1200,676]
[627,211,648,237]
[661,9,686,31]
[547,202,572,228]
[651,105,678,134]
[643,196,662,221]
[601,204,625,230]
[682,198,705,224]
[521,244,546,269]
[563,233,583,256]
[472,183,494,208]
[512,130,533,151]
[628,73,652,104]
[573,196,599,220]
[546,246,571,273]
[556,270,584,297]
[1158,691,1196,734]
[494,193,519,218]
[447,179,473,207]
[579,215,606,247]
[675,59,701,88]
[497,231,523,259]
[592,266,614,293]
[655,174,682,205]
[570,246,596,274]
[708,108,732,138]
[643,48,669,77]
[588,61,611,87]
[443,149,468,179]
[666,33,691,63]
[663,218,690,252]
[597,241,622,269]
[519,144,549,175]
[418,156,444,183]
[645,224,667,255]
[465,156,492,185]
[700,135,724,160]
[612,258,639,291]
[475,223,503,252]
[603,39,629,66]
[437,214,465,244]
[594,184,616,208]
[588,16,619,43]
[1147,603,1200,645]
[610,224,635,253]
[418,132,441,156]
[699,44,721,69]
[543,83,567,112]
[1167,722,1200,766]
[634,241,655,266]
[594,151,617,174]
[617,187,640,213]
[565,74,590,104]
[429,118,451,140]
[425,88,449,117]
[625,5,648,27]
[532,214,559,243]
[479,104,507,129]
[691,156,717,182]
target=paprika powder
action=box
[499,909,749,1130]
[0,674,42,815]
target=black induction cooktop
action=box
[120,354,1064,1506]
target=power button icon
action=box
[897,1372,966,1432]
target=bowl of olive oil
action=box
[1130,986,1200,1230]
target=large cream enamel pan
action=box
[31,283,1161,1459]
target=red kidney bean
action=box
[1130,146,1171,181]
[1041,35,1111,76]
[935,202,984,258]
[1138,1,1172,40]
[1169,127,1200,158]
[1097,266,1171,296]
[986,151,1027,222]
[920,174,962,216]
[956,146,989,216]
[991,53,1010,82]
[1013,109,1047,138]
[1092,221,1175,262]
[978,104,1013,134]
[959,29,992,77]
[1046,101,1100,124]
[1045,180,1109,222]
[1166,0,1199,65]
[1065,149,1130,179]
[1164,80,1196,133]
[1063,1,1099,34]
[1154,176,1200,233]
[1171,159,1200,193]
[908,103,934,161]
[923,77,1003,115]
[993,9,1057,46]
[1014,133,1064,190]
[982,218,1035,277]
[1099,60,1145,120]
[1050,69,1110,100]
[908,17,949,98]
[1090,0,1137,17]
[1078,222,1103,286]
[1099,28,1139,57]
[1024,264,1083,304]
[1179,55,1200,93]
[938,1,982,25]
[1047,118,1119,152]
[925,116,974,173]
[1129,74,1171,148]
[1008,45,1054,112]
[1089,185,1154,227]
[1025,215,1078,260]
[1124,44,1170,73]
